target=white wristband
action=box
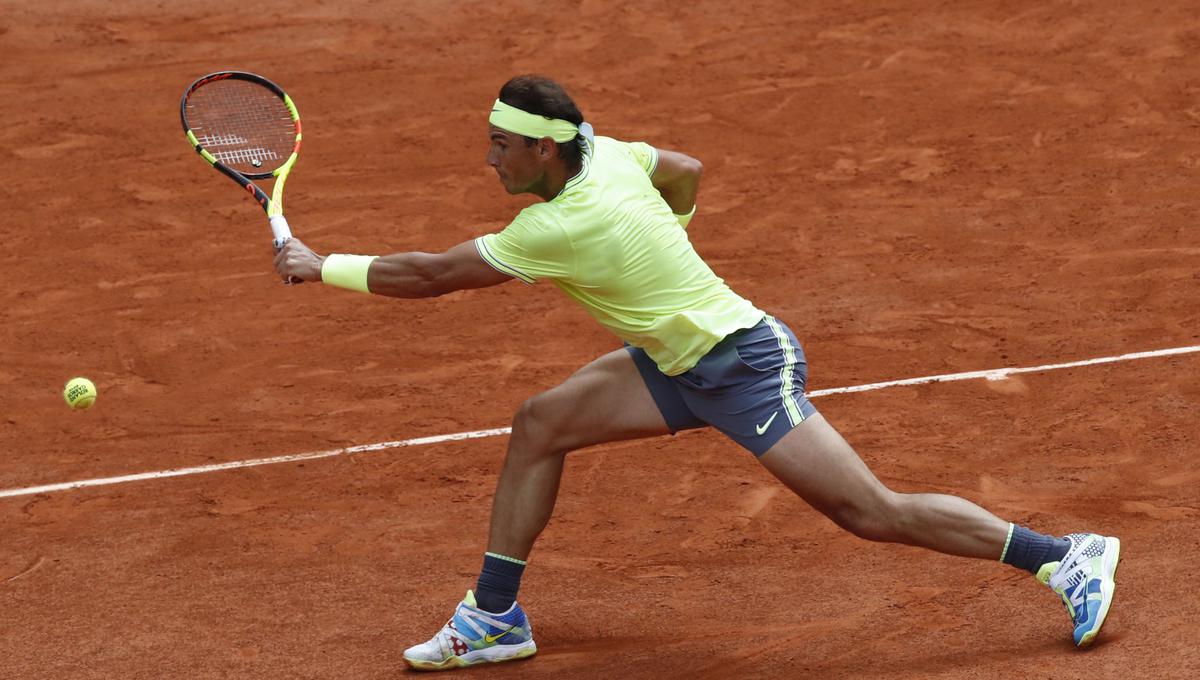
[321,254,378,293]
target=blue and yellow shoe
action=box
[1037,533,1121,647]
[402,590,536,671]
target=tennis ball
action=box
[63,377,97,410]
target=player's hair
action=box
[499,75,586,166]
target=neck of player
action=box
[533,158,583,201]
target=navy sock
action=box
[1001,524,1071,575]
[474,552,526,613]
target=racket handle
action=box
[270,214,293,250]
[269,214,303,286]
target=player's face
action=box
[487,127,544,195]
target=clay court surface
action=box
[2,1,1199,677]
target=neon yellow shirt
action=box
[475,136,763,375]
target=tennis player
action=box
[274,76,1121,671]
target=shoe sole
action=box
[1077,536,1120,648]
[404,640,537,672]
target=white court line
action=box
[2,345,1197,500]
[807,344,1200,395]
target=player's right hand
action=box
[274,238,325,284]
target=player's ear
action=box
[537,138,554,159]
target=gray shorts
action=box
[626,315,818,456]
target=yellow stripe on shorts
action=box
[764,315,804,426]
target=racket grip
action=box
[269,214,303,286]
[269,214,293,250]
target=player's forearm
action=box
[650,150,703,218]
[656,175,701,215]
[367,252,450,298]
[313,239,508,298]
[320,251,446,299]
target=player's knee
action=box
[510,395,568,456]
[826,490,903,543]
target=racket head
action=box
[181,71,301,181]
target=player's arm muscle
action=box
[366,240,512,298]
[650,148,703,215]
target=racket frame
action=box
[180,71,302,248]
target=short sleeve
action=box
[475,208,574,284]
[623,141,659,176]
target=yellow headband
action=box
[489,99,580,142]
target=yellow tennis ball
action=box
[64,377,97,410]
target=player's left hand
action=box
[274,238,325,284]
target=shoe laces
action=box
[1048,534,1101,593]
[440,603,512,643]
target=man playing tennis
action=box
[274,75,1121,671]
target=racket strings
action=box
[186,80,296,174]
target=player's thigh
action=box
[521,347,673,452]
[757,413,893,518]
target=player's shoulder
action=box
[594,135,657,174]
[510,201,566,232]
[594,135,641,152]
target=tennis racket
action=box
[180,71,302,273]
